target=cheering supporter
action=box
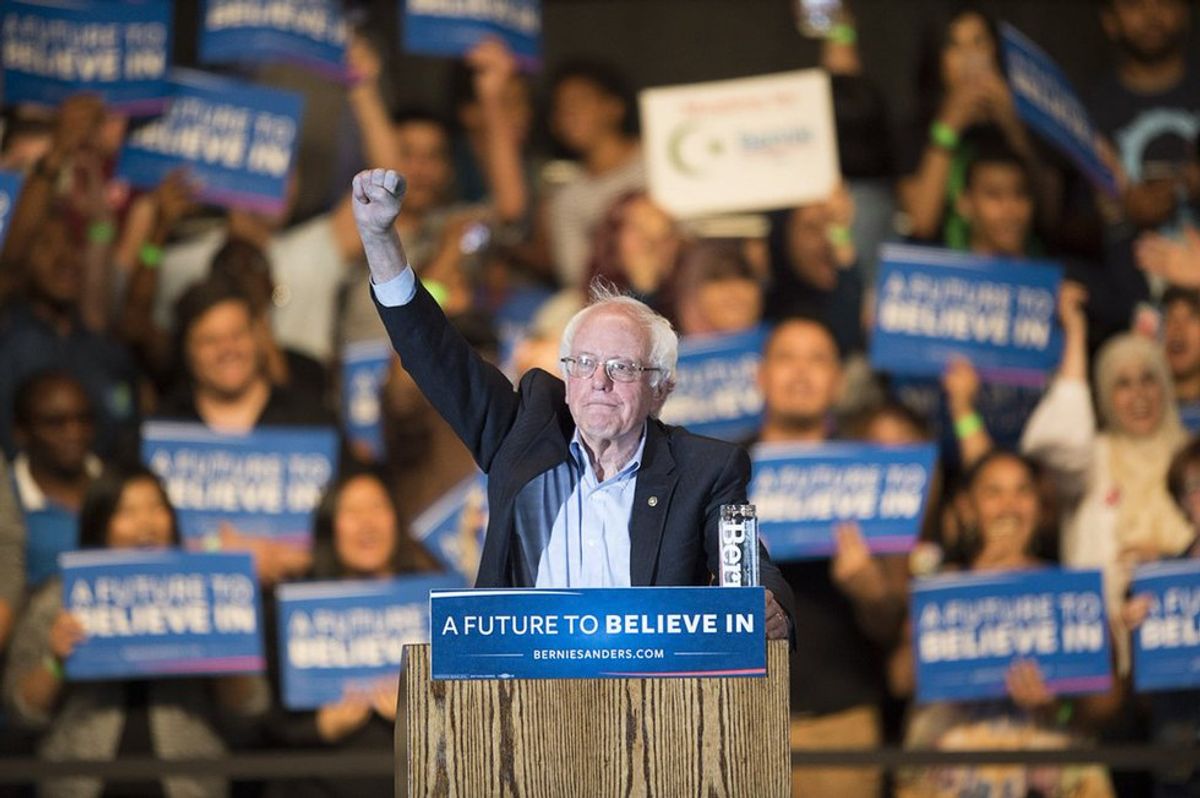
[753,318,905,798]
[545,60,645,287]
[153,32,400,367]
[0,208,141,462]
[157,278,335,585]
[953,130,1039,259]
[11,372,102,588]
[763,185,865,357]
[1158,286,1200,407]
[895,450,1118,798]
[261,469,438,798]
[584,191,683,322]
[1021,282,1193,653]
[898,7,1056,247]
[671,240,763,337]
[2,465,269,798]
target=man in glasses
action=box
[352,168,793,639]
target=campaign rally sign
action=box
[431,587,766,680]
[341,339,392,461]
[142,421,338,550]
[1000,23,1118,198]
[402,0,540,66]
[116,69,304,214]
[750,442,937,561]
[640,70,839,218]
[277,573,466,709]
[410,474,488,582]
[912,568,1112,703]
[659,326,767,442]
[0,171,25,252]
[870,244,1063,385]
[1131,560,1200,692]
[199,0,347,76]
[1,0,172,113]
[60,549,264,680]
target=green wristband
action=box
[139,243,164,269]
[43,654,63,680]
[827,225,853,247]
[1055,700,1074,727]
[954,412,984,439]
[87,220,116,245]
[930,120,960,151]
[828,23,857,45]
[424,279,449,308]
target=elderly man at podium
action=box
[351,168,794,639]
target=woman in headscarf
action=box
[1021,282,1194,653]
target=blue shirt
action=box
[373,269,645,586]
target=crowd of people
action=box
[0,0,1199,796]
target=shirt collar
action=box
[569,422,648,483]
[12,451,102,512]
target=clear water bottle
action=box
[718,504,760,587]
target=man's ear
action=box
[649,377,674,415]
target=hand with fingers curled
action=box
[351,168,407,237]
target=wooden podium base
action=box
[398,641,789,797]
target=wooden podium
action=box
[397,640,789,797]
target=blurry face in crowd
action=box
[19,378,94,478]
[941,12,998,88]
[786,205,838,291]
[1165,298,1200,383]
[564,307,663,445]
[107,478,174,549]
[26,217,83,310]
[334,475,398,577]
[394,121,451,215]
[862,411,924,446]
[757,320,843,429]
[186,300,263,401]
[968,455,1038,566]
[960,162,1033,257]
[687,277,762,336]
[552,77,626,154]
[1109,356,1168,436]
[1103,0,1190,64]
[617,197,680,293]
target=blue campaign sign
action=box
[750,441,937,561]
[912,568,1112,704]
[277,573,466,709]
[116,69,304,214]
[199,0,347,77]
[402,0,541,67]
[659,326,767,442]
[410,474,488,582]
[430,587,766,680]
[1,0,172,114]
[0,171,26,252]
[60,549,264,680]
[1000,24,1118,198]
[1180,402,1200,433]
[1131,560,1200,692]
[870,244,1063,386]
[25,507,78,588]
[341,339,392,461]
[142,421,338,550]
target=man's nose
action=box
[590,365,614,389]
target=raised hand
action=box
[351,168,406,237]
[466,37,518,104]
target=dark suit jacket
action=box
[375,281,794,618]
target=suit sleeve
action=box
[703,446,797,633]
[373,279,521,472]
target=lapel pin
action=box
[648,496,658,507]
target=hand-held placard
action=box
[719,504,760,587]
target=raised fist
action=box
[352,168,407,237]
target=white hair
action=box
[559,281,678,389]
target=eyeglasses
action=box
[560,354,661,383]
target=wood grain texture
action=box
[398,641,789,797]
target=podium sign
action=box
[430,587,766,680]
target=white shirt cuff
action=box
[370,266,417,307]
